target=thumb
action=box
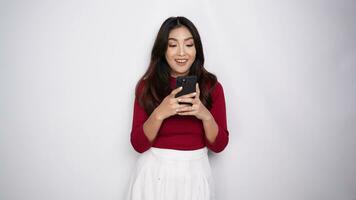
[170,86,183,96]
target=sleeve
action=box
[130,81,152,153]
[205,81,229,153]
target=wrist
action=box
[202,112,213,122]
[152,108,164,121]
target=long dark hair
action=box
[136,16,218,115]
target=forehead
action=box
[168,26,193,40]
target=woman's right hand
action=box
[153,86,196,121]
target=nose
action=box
[178,45,186,56]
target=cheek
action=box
[188,48,196,57]
[189,51,196,61]
[165,50,175,60]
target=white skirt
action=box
[126,147,214,200]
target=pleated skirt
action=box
[126,147,214,200]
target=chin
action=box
[175,68,190,74]
[176,71,189,76]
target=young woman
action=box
[127,16,229,200]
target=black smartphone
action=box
[175,75,197,99]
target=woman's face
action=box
[165,26,196,78]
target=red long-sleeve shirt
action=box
[130,76,229,153]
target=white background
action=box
[1,0,356,199]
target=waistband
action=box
[149,147,208,161]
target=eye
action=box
[168,44,177,47]
[186,44,194,47]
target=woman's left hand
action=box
[176,83,213,121]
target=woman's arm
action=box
[130,96,153,153]
[142,109,163,143]
[177,82,229,153]
[143,86,186,142]
[204,82,229,153]
[130,83,186,153]
[201,115,219,144]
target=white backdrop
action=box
[1,0,356,199]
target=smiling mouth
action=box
[175,59,188,65]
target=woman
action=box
[127,16,229,200]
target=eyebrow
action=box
[168,37,194,41]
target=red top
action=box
[130,76,229,153]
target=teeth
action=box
[176,59,188,63]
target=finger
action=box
[177,111,195,115]
[177,106,194,113]
[176,104,191,109]
[195,83,200,98]
[177,98,194,104]
[170,86,183,96]
[177,92,197,99]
